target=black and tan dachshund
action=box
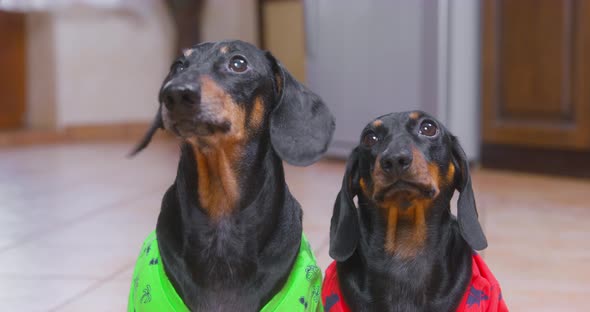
[322,111,507,312]
[128,40,334,311]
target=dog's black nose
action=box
[380,149,413,175]
[162,83,200,110]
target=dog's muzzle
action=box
[161,82,231,137]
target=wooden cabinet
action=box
[260,0,306,83]
[0,11,26,130]
[481,0,590,177]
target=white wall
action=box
[200,0,258,45]
[52,3,175,127]
[26,2,174,129]
[26,0,259,129]
[26,13,57,129]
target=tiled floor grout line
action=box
[0,185,164,254]
[7,156,158,202]
[1,142,176,200]
[47,262,136,312]
[0,273,103,281]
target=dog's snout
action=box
[380,149,413,175]
[162,83,200,110]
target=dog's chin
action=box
[171,119,231,139]
[374,180,436,208]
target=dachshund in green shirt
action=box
[128,40,334,311]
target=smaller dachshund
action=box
[321,111,508,312]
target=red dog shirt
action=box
[321,253,508,312]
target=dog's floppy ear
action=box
[266,52,335,166]
[451,136,488,251]
[128,106,164,157]
[329,148,361,261]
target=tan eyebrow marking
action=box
[182,49,194,57]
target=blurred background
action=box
[0,0,588,311]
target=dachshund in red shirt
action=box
[322,111,507,312]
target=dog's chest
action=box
[187,220,258,279]
[187,289,260,312]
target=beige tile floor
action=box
[0,141,589,311]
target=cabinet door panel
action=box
[0,12,26,130]
[482,0,590,149]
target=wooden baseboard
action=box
[0,122,172,147]
[481,144,590,178]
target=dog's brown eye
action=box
[419,120,438,137]
[229,55,248,72]
[362,131,379,147]
[171,60,186,73]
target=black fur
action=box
[131,40,334,311]
[329,111,486,311]
[266,53,335,166]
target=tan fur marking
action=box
[193,146,240,220]
[428,163,441,195]
[183,49,194,57]
[375,147,443,258]
[359,178,366,194]
[397,199,428,258]
[409,111,420,120]
[385,207,398,253]
[249,96,265,129]
[447,162,456,184]
[372,119,383,127]
[189,76,248,220]
[381,197,431,258]
[371,154,387,196]
[220,46,229,54]
[359,177,373,198]
[199,76,247,143]
[411,148,440,198]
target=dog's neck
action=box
[190,140,244,220]
[339,194,472,311]
[156,139,302,310]
[184,132,278,218]
[380,197,431,259]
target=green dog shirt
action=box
[128,231,323,311]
